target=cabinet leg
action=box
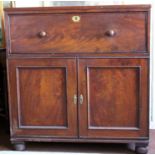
[135,142,148,154]
[127,143,135,152]
[12,142,26,151]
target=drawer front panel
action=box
[8,12,147,54]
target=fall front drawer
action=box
[6,10,148,54]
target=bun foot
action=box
[135,146,148,154]
[13,142,26,151]
[135,143,148,154]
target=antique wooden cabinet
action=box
[4,5,150,153]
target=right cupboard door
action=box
[78,58,149,139]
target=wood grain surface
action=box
[4,5,150,152]
[8,58,78,137]
[8,12,146,54]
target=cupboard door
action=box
[8,58,78,138]
[78,58,149,139]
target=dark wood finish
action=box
[78,58,149,138]
[4,5,150,153]
[8,58,77,137]
[5,7,149,54]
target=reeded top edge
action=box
[4,4,151,14]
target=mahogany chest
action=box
[5,5,150,153]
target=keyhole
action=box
[72,16,80,22]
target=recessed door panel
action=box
[18,67,67,128]
[88,67,139,128]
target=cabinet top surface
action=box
[4,5,151,14]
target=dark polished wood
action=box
[78,58,148,138]
[8,58,77,137]
[4,5,150,153]
[7,12,147,54]
[5,5,150,54]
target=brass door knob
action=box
[39,31,47,38]
[106,30,116,37]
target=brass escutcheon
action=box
[72,16,80,22]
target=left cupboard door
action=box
[8,58,78,138]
